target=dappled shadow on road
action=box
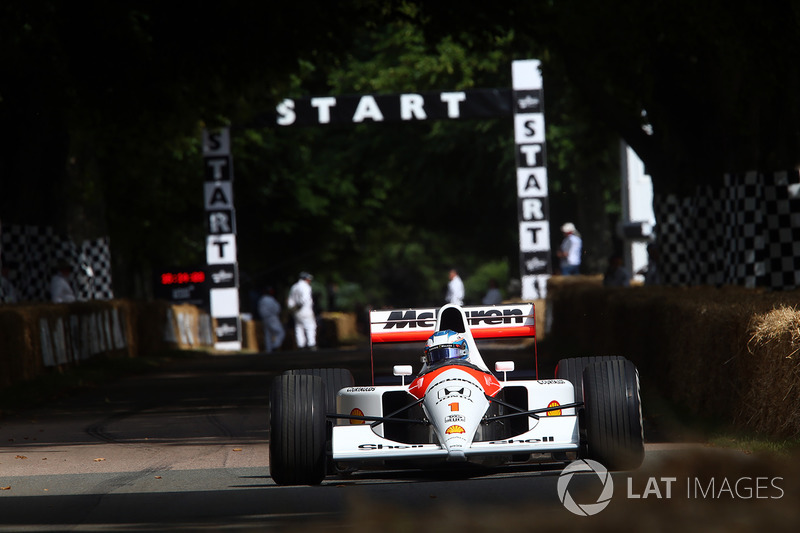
[0,353,277,450]
[3,347,800,531]
[0,486,340,532]
[3,449,800,532]
[298,448,800,533]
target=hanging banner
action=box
[272,60,550,302]
[202,128,242,351]
[513,60,552,300]
[276,88,512,127]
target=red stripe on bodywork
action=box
[371,325,535,344]
[408,364,502,400]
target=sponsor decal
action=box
[382,310,436,329]
[211,268,235,284]
[489,438,542,444]
[517,94,541,111]
[522,252,549,275]
[438,386,472,401]
[380,308,528,330]
[409,377,426,397]
[350,408,365,425]
[215,320,238,338]
[538,379,566,385]
[207,264,237,288]
[445,425,466,434]
[369,304,535,344]
[345,387,376,392]
[444,414,466,423]
[358,444,424,450]
[546,400,562,416]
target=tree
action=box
[8,2,791,304]
[233,17,525,307]
[0,0,386,296]
[413,0,800,195]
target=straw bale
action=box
[546,277,800,437]
[738,306,800,438]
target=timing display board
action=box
[154,266,209,307]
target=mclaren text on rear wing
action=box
[369,304,535,343]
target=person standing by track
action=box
[287,272,317,350]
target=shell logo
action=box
[350,408,365,425]
[445,425,466,434]
[546,400,562,417]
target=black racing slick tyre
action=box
[554,356,625,408]
[283,368,354,414]
[269,374,327,485]
[582,359,645,471]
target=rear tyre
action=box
[582,359,645,471]
[269,374,327,485]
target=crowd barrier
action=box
[0,300,360,388]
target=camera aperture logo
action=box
[558,459,614,516]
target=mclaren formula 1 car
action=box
[269,303,644,485]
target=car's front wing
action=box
[331,414,579,462]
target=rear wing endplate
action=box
[369,303,535,344]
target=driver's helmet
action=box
[424,329,469,364]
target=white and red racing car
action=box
[269,303,644,485]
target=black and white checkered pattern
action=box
[1,224,114,302]
[77,237,114,300]
[764,170,800,289]
[653,170,800,290]
[687,186,722,286]
[654,195,692,286]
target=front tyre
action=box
[283,368,354,413]
[555,356,625,408]
[269,374,327,485]
[582,359,645,471]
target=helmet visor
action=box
[426,345,465,363]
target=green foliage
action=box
[7,2,795,307]
[232,18,524,308]
[464,260,510,305]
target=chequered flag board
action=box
[653,170,800,290]
[653,195,692,286]
[764,170,800,289]
[1,225,114,302]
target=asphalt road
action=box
[1,345,798,532]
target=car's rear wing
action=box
[369,303,535,344]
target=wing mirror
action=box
[393,365,413,386]
[495,361,515,381]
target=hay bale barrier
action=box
[739,307,800,438]
[546,276,800,441]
